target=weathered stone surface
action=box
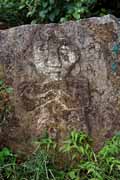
[0,15,120,152]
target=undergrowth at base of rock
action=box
[0,130,120,180]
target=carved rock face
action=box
[33,37,78,80]
[0,15,120,152]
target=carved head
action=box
[33,36,79,80]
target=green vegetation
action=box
[0,0,110,27]
[0,131,120,179]
[2,0,120,27]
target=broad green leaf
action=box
[2,148,11,156]
[0,80,4,86]
[31,19,37,24]
[6,87,13,93]
[42,2,48,8]
[73,12,80,20]
[68,171,76,179]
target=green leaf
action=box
[60,17,68,23]
[49,0,54,5]
[39,10,47,18]
[2,148,11,156]
[68,171,76,179]
[73,12,80,20]
[42,2,48,8]
[0,80,4,86]
[19,5,26,10]
[6,87,13,93]
[49,12,56,21]
[0,148,11,163]
[31,19,37,24]
[27,8,36,17]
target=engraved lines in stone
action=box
[34,36,80,80]
[46,37,76,79]
[18,81,79,115]
[35,89,79,114]
[46,37,62,80]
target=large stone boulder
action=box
[0,15,120,152]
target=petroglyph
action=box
[17,76,90,137]
[33,34,81,80]
[1,15,120,152]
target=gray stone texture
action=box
[0,15,120,152]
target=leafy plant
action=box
[18,150,52,180]
[0,0,25,26]
[97,132,120,179]
[0,148,17,179]
[60,0,97,22]
[1,131,120,179]
[60,130,95,162]
[34,132,56,153]
[0,0,98,26]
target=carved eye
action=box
[60,45,69,52]
[59,45,70,61]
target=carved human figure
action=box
[17,35,89,139]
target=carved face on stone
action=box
[33,36,78,80]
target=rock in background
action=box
[0,15,120,152]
